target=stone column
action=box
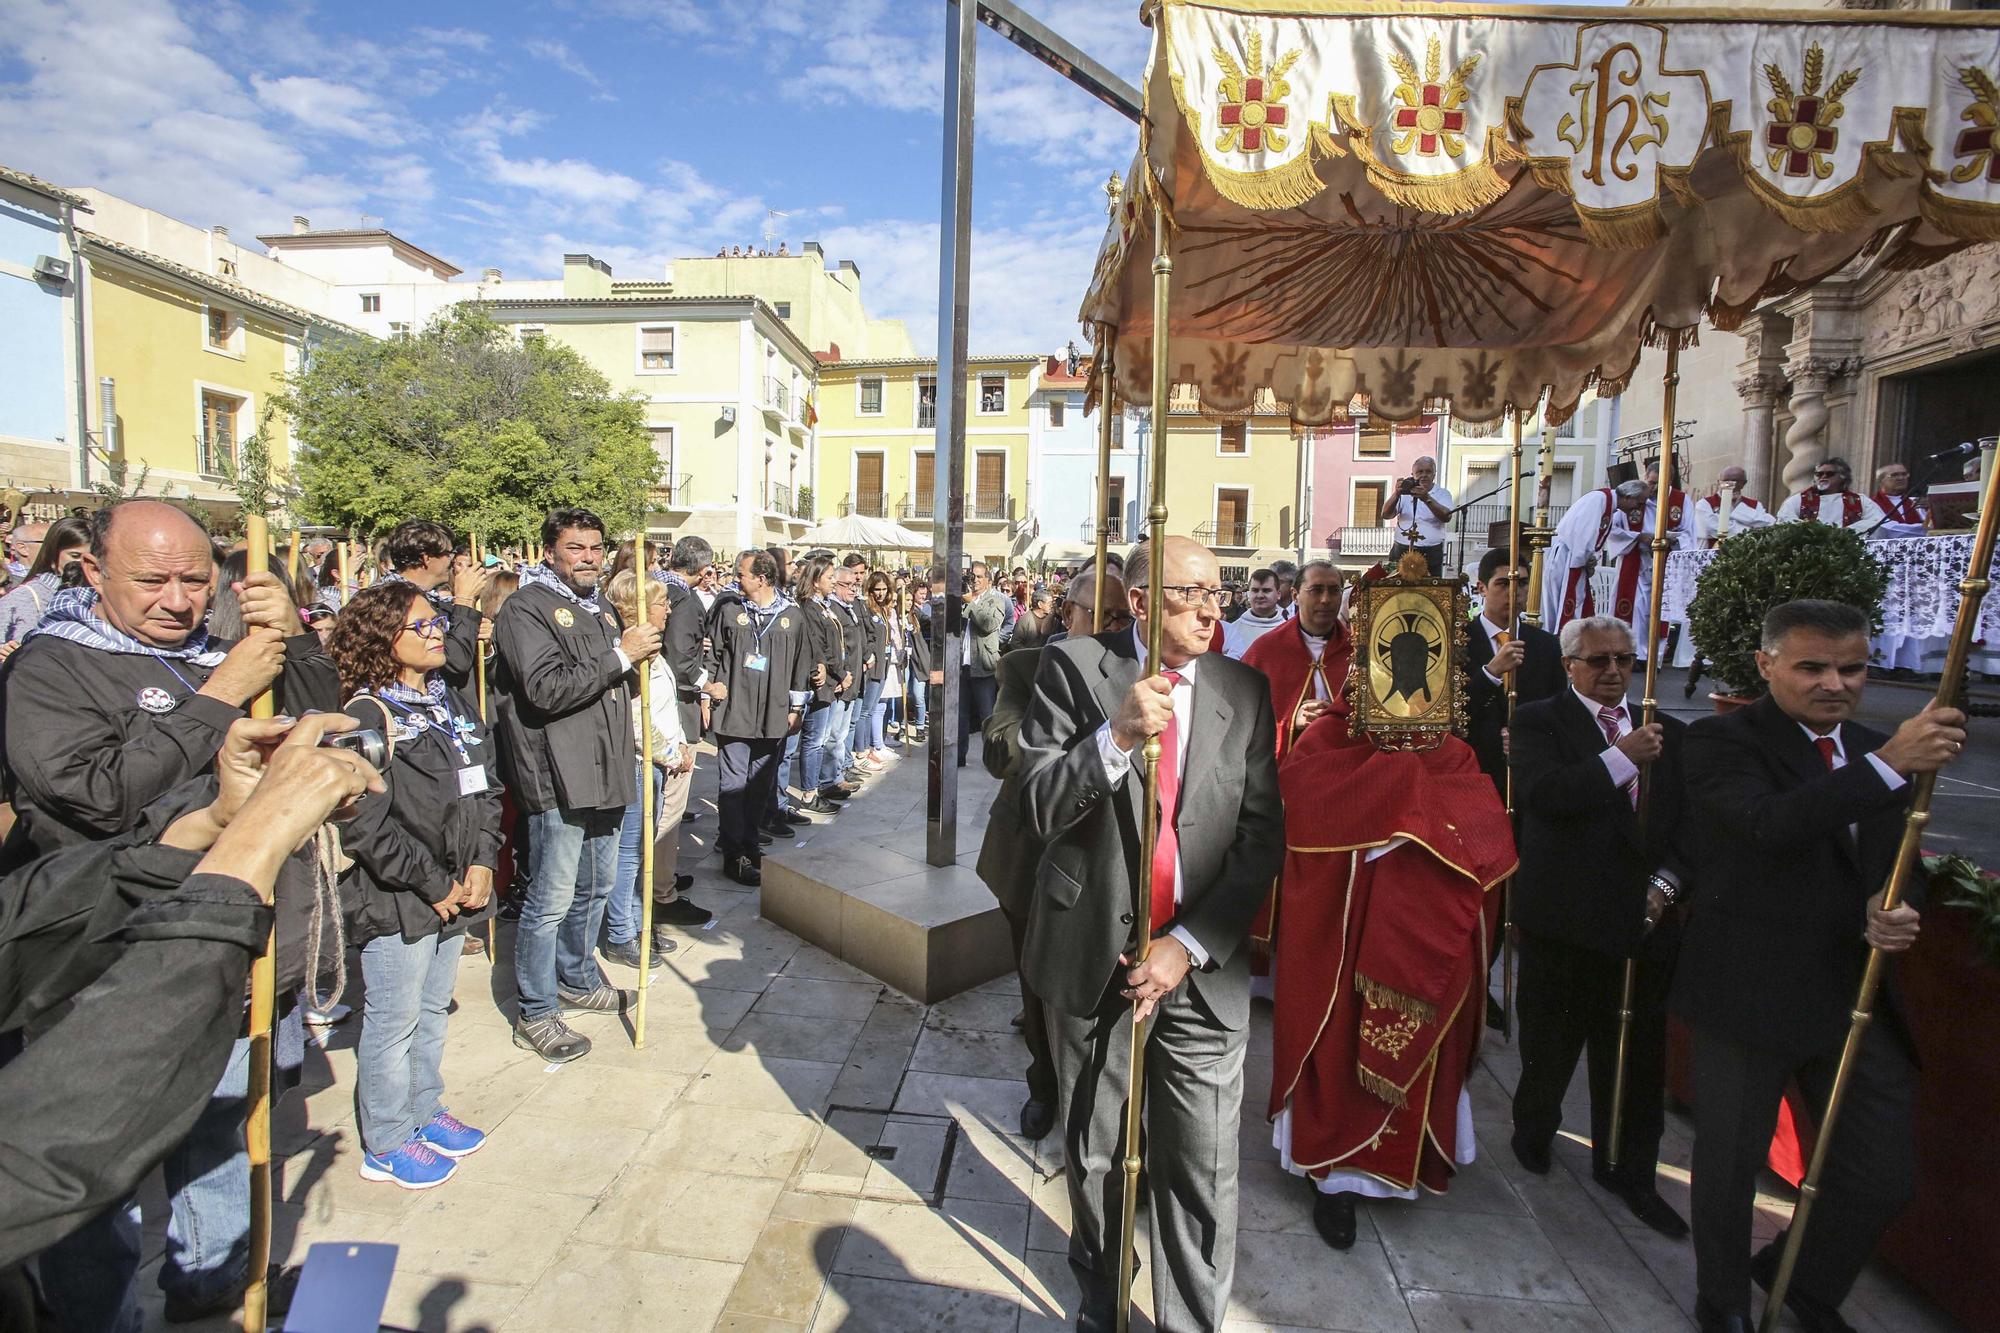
[1735,373,1780,503]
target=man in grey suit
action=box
[1016,535,1284,1333]
[977,565,1128,1143]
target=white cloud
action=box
[252,75,406,145]
[522,37,616,100]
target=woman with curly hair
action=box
[327,581,503,1190]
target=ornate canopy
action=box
[1080,0,2000,425]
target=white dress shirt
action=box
[1479,616,1512,687]
[1804,722,1906,791]
[1579,688,1643,791]
[1095,629,1210,967]
[1389,484,1455,546]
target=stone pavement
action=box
[129,741,1961,1332]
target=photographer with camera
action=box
[1,713,382,1268]
[1382,455,1455,577]
[327,582,503,1190]
[4,500,345,1329]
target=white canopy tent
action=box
[794,512,933,552]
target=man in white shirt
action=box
[1868,462,1928,540]
[1693,466,1777,545]
[1777,457,1872,528]
[1383,456,1455,576]
[1222,568,1287,658]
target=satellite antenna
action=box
[763,208,791,250]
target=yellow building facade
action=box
[815,355,1040,565]
[1153,405,1307,578]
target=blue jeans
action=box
[907,664,927,726]
[515,806,622,1020]
[356,930,465,1156]
[849,677,885,753]
[605,761,665,947]
[821,697,854,784]
[39,1034,260,1331]
[798,702,834,794]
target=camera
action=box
[322,728,389,770]
[1397,477,1419,495]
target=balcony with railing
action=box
[770,483,793,515]
[763,376,791,420]
[1080,517,1125,543]
[1455,500,1574,537]
[651,473,694,508]
[970,494,1014,524]
[1332,526,1396,557]
[898,495,935,522]
[841,491,888,518]
[1195,520,1260,549]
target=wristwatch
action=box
[1646,873,1679,909]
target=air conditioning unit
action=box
[32,254,71,284]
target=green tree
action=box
[278,306,662,540]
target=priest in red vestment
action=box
[1268,697,1516,1251]
[1240,560,1351,985]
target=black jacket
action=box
[441,602,482,690]
[0,630,341,867]
[0,830,269,1266]
[1672,695,1914,1061]
[490,582,635,814]
[860,603,891,684]
[1466,618,1565,794]
[830,597,868,702]
[339,686,504,947]
[1510,691,1692,957]
[804,597,846,706]
[705,592,814,739]
[661,574,711,733]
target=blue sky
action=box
[0,0,1157,354]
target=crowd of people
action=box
[0,470,1966,1333]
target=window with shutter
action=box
[201,392,239,475]
[1352,482,1386,529]
[912,452,935,519]
[978,374,1006,414]
[859,377,884,415]
[639,326,675,371]
[206,307,232,350]
[975,451,1006,519]
[855,454,885,517]
[1218,421,1247,454]
[916,375,937,429]
[1215,488,1249,546]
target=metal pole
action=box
[338,531,352,609]
[1759,439,2000,1331]
[240,515,276,1333]
[1608,339,1680,1174]
[1116,200,1172,1333]
[473,533,496,962]
[1499,410,1525,1041]
[1093,325,1116,631]
[1522,427,1556,629]
[928,0,975,869]
[634,533,656,1047]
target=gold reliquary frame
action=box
[1345,549,1471,752]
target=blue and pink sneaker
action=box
[416,1109,487,1159]
[358,1138,456,1190]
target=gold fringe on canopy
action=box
[1358,1066,1409,1109]
[1918,185,2000,242]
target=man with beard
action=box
[1777,458,1872,529]
[1543,479,1650,645]
[493,508,661,1063]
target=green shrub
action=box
[1686,522,1888,696]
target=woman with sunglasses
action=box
[328,581,503,1190]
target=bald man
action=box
[1017,535,1283,1331]
[1694,466,1776,546]
[11,500,341,1328]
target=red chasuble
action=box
[1240,620,1353,972]
[1268,714,1516,1193]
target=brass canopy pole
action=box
[1094,327,1117,633]
[338,531,353,610]
[240,515,276,1333]
[1759,438,2000,1332]
[1499,409,1526,1042]
[1521,427,1557,629]
[1608,338,1680,1174]
[1115,201,1172,1333]
[473,533,496,963]
[634,533,657,1049]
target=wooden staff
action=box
[473,533,496,962]
[241,515,277,1333]
[1521,428,1557,629]
[337,531,353,609]
[284,533,300,592]
[1759,440,1999,1331]
[1115,201,1172,1333]
[1093,329,1116,632]
[1498,410,1526,1041]
[1607,340,1681,1174]
[634,533,657,1048]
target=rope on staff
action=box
[241,514,277,1333]
[1757,439,2000,1332]
[473,532,496,963]
[634,532,657,1049]
[1115,200,1173,1333]
[1093,324,1117,633]
[1499,408,1526,1042]
[1608,338,1681,1174]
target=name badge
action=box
[745,654,769,673]
[457,765,488,797]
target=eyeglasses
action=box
[1160,584,1227,608]
[1568,651,1636,670]
[1813,469,1845,479]
[402,616,449,637]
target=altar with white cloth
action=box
[1660,535,2000,676]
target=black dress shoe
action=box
[763,819,796,838]
[1509,1130,1552,1176]
[673,873,694,892]
[1615,1184,1690,1240]
[1752,1241,1860,1333]
[1311,1189,1357,1251]
[1694,1296,1753,1333]
[724,854,762,887]
[1018,1096,1055,1140]
[757,832,774,847]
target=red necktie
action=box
[1815,736,1837,771]
[1599,706,1638,808]
[1150,670,1184,934]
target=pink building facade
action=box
[1309,414,1447,570]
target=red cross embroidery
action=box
[1217,77,1288,152]
[1957,122,2000,183]
[1392,84,1465,156]
[1766,96,1837,177]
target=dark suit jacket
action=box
[974,647,1042,918]
[1510,691,1691,957]
[1466,618,1564,793]
[1671,694,1914,1062]
[1015,629,1284,1028]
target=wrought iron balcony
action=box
[898,496,936,522]
[841,491,888,518]
[1194,520,1259,549]
[970,494,1014,523]
[651,473,694,507]
[1080,518,1124,543]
